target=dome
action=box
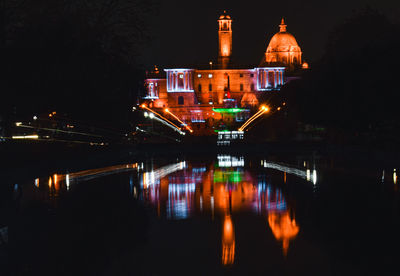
[266,19,300,53]
[263,18,302,68]
[267,32,300,53]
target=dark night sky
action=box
[139,0,398,69]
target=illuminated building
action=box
[142,12,307,135]
[262,18,306,70]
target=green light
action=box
[214,130,230,133]
[213,170,243,183]
[212,108,246,113]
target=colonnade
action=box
[166,70,194,92]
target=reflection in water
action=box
[394,169,397,184]
[268,212,299,256]
[222,215,235,266]
[264,161,317,185]
[31,157,302,266]
[137,156,301,263]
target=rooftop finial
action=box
[279,18,287,32]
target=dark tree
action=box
[1,0,157,132]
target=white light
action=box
[149,113,155,119]
[208,74,213,78]
[33,116,37,120]
[312,169,317,185]
[144,112,148,117]
[66,174,70,190]
[15,122,22,126]
[197,74,202,78]
[12,135,39,139]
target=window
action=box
[178,96,184,105]
[197,74,202,78]
[209,84,212,91]
[208,74,213,78]
[198,84,202,92]
[251,83,254,91]
[240,74,243,78]
[240,83,243,91]
[250,73,254,78]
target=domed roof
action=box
[266,19,301,53]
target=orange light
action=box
[49,114,52,117]
[268,212,299,256]
[164,108,194,133]
[222,215,235,265]
[142,105,182,131]
[277,107,281,111]
[282,102,286,106]
[238,105,269,131]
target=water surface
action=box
[4,153,400,275]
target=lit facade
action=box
[142,14,304,135]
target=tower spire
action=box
[279,18,287,32]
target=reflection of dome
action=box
[219,10,231,20]
[263,18,302,69]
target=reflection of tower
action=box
[268,211,299,256]
[218,11,232,69]
[222,215,235,265]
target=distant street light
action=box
[209,61,213,70]
[33,116,37,120]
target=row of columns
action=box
[167,71,194,92]
[257,69,284,90]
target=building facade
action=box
[142,13,304,135]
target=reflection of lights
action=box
[268,212,299,256]
[394,169,397,184]
[48,176,52,188]
[34,178,39,188]
[200,195,203,212]
[211,195,215,219]
[167,183,196,220]
[222,215,235,266]
[217,155,244,167]
[66,174,70,190]
[12,135,39,139]
[141,161,186,188]
[264,161,317,184]
[312,169,317,185]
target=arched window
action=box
[198,84,202,92]
[178,96,184,105]
[209,84,212,91]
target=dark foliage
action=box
[285,7,400,132]
[1,0,157,131]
